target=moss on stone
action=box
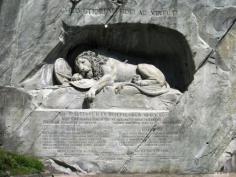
[0,148,44,176]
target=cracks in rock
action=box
[6,89,81,153]
[196,18,236,72]
[50,158,87,174]
[69,0,82,16]
[194,144,218,165]
[178,116,193,136]
[11,103,42,135]
[0,37,18,83]
[18,42,63,84]
[28,97,82,151]
[119,123,160,173]
[0,38,17,60]
[0,66,12,78]
[184,115,235,173]
[104,0,126,26]
[193,125,234,170]
[104,6,121,26]
[5,101,43,151]
[18,62,46,84]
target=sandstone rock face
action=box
[0,0,236,174]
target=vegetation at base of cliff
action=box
[0,148,44,176]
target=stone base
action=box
[3,109,188,173]
[53,174,236,177]
[34,86,182,110]
[1,86,234,174]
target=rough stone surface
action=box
[216,139,236,172]
[36,86,181,110]
[0,0,236,175]
[0,0,235,87]
[92,86,181,110]
[52,175,236,177]
[168,22,236,173]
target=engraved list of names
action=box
[38,110,180,163]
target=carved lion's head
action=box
[75,50,107,80]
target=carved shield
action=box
[54,58,72,85]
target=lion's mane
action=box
[75,50,108,80]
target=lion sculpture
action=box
[56,50,170,101]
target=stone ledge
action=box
[11,173,236,177]
[49,173,236,177]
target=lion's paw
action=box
[85,88,96,101]
[114,85,124,94]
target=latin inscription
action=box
[39,110,181,163]
[62,7,177,17]
[60,6,178,28]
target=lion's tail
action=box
[122,82,169,96]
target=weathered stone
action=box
[0,86,35,149]
[92,86,181,110]
[29,85,180,110]
[168,22,236,173]
[0,0,236,175]
[0,0,234,87]
[41,87,86,109]
[216,139,236,172]
[20,64,54,89]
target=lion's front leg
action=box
[85,88,97,101]
[85,74,114,101]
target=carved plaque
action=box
[26,109,184,172]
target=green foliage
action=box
[0,148,44,176]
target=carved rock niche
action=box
[21,23,194,110]
[63,23,195,92]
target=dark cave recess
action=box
[51,23,195,92]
